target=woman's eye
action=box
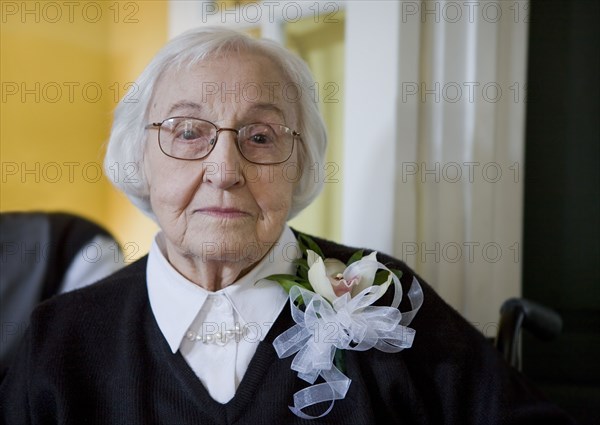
[249,134,270,144]
[182,129,197,140]
[174,128,201,141]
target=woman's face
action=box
[144,53,299,266]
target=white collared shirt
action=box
[147,226,299,403]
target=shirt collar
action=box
[147,226,299,353]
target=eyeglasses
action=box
[145,117,300,165]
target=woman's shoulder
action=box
[30,255,149,330]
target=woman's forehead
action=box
[152,54,297,122]
[162,54,287,98]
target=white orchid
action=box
[306,250,390,303]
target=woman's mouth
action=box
[195,207,250,218]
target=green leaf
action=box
[371,268,403,286]
[293,258,309,269]
[262,273,312,293]
[390,268,403,280]
[292,258,309,280]
[275,279,305,294]
[373,270,391,286]
[346,249,364,266]
[264,273,303,283]
[297,266,308,281]
[298,233,325,258]
[297,235,308,255]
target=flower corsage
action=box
[267,234,424,419]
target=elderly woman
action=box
[1,28,574,424]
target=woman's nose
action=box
[202,129,244,189]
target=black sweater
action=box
[0,236,575,424]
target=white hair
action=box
[104,27,327,220]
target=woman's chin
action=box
[183,230,266,264]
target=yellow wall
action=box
[1,0,165,258]
[286,15,345,242]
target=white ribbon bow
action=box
[273,260,424,419]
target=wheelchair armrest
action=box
[495,298,563,369]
